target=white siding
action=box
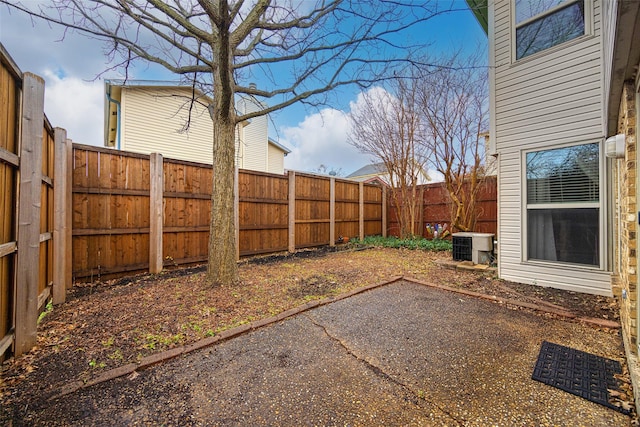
[120,87,214,164]
[267,143,285,174]
[492,0,611,295]
[237,97,268,172]
[601,0,617,128]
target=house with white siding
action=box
[469,0,611,296]
[468,0,640,407]
[104,80,290,174]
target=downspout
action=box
[105,88,122,150]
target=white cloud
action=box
[281,105,372,176]
[42,70,104,146]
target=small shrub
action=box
[353,235,452,252]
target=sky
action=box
[0,1,486,176]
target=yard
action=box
[0,245,624,422]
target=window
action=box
[526,143,600,266]
[515,0,586,59]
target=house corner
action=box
[612,80,640,412]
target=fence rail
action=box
[71,145,385,281]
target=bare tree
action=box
[348,83,429,238]
[3,0,462,285]
[313,164,343,177]
[417,53,488,232]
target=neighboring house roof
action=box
[348,162,432,185]
[347,163,387,179]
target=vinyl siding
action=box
[492,0,611,295]
[117,87,282,172]
[267,143,285,174]
[237,97,268,172]
[601,0,616,122]
[120,87,214,164]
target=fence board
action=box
[162,159,211,266]
[295,174,331,247]
[39,123,54,297]
[0,51,19,359]
[334,180,360,241]
[72,145,152,280]
[237,170,289,255]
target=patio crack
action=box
[303,314,466,426]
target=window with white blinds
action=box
[526,143,599,204]
[525,143,600,267]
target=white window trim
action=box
[521,140,605,270]
[511,0,593,63]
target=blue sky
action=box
[0,1,486,174]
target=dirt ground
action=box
[0,246,624,423]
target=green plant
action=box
[102,336,115,347]
[107,349,123,360]
[352,235,452,252]
[37,300,53,324]
[144,333,184,350]
[89,359,106,369]
[182,322,203,333]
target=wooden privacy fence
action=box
[71,144,386,281]
[387,176,498,238]
[0,44,70,359]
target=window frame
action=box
[522,140,605,270]
[512,0,593,62]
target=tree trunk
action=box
[207,110,238,285]
[207,7,238,286]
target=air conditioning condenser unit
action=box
[452,232,494,265]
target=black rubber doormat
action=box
[532,341,629,414]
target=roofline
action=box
[465,0,488,34]
[268,137,291,154]
[105,79,193,89]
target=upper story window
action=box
[515,0,586,60]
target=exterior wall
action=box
[116,86,286,173]
[237,97,268,172]
[614,82,638,354]
[601,0,617,128]
[120,87,214,164]
[492,0,612,295]
[267,143,285,175]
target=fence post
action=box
[329,178,335,246]
[382,186,387,238]
[65,140,73,288]
[418,187,425,237]
[15,73,45,356]
[359,182,364,241]
[288,171,296,253]
[149,153,163,274]
[53,128,68,304]
[234,166,240,261]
